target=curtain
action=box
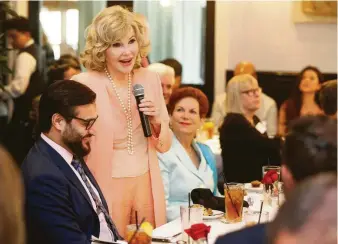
[78,1,107,57]
[134,0,206,85]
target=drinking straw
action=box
[222,172,239,217]
[128,217,146,244]
[188,193,191,244]
[188,192,191,222]
[258,201,264,223]
[135,211,139,229]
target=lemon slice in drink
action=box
[140,221,153,237]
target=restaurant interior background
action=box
[2,0,337,112]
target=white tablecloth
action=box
[153,189,280,244]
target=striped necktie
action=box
[71,157,122,241]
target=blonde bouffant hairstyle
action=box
[226,74,259,114]
[80,5,150,72]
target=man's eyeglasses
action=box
[69,115,99,130]
[241,87,262,97]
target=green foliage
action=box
[0,2,19,79]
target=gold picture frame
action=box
[293,1,337,23]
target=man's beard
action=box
[62,126,93,158]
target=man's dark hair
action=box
[47,61,81,86]
[319,80,337,116]
[4,17,31,33]
[267,173,337,244]
[282,115,337,182]
[160,58,182,77]
[38,80,96,133]
[58,54,81,69]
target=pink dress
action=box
[72,67,172,229]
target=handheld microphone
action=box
[133,84,152,137]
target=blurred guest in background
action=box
[279,66,324,136]
[160,58,182,89]
[48,59,81,84]
[42,32,55,66]
[148,63,175,105]
[212,61,277,137]
[268,173,337,244]
[158,87,220,222]
[216,115,337,244]
[73,6,172,236]
[219,74,281,183]
[319,79,337,119]
[0,146,25,244]
[2,17,46,164]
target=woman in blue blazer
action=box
[158,87,220,222]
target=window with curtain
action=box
[40,7,79,59]
[134,0,207,85]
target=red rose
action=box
[266,170,277,176]
[271,173,279,182]
[263,176,273,184]
[184,223,211,241]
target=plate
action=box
[203,210,224,220]
[244,183,263,193]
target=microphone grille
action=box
[133,84,144,97]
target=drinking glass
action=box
[224,183,244,223]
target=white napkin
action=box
[152,218,181,238]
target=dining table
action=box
[152,184,282,244]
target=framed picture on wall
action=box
[292,1,337,23]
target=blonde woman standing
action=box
[72,6,172,237]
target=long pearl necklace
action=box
[104,67,134,155]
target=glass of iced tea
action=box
[224,183,244,223]
[126,224,152,244]
[202,119,215,139]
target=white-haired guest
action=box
[148,63,175,105]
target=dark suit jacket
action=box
[215,224,266,244]
[21,138,109,244]
[219,113,281,183]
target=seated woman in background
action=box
[158,87,220,222]
[219,74,281,183]
[278,66,324,136]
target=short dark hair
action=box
[267,173,337,244]
[167,87,209,118]
[47,61,81,86]
[282,115,337,182]
[38,80,96,133]
[58,54,81,69]
[4,17,31,33]
[160,58,182,77]
[319,80,337,116]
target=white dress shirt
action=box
[211,92,278,137]
[2,39,37,98]
[41,133,113,242]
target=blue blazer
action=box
[158,136,219,222]
[21,138,108,244]
[215,224,267,244]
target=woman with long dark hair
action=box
[278,66,324,136]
